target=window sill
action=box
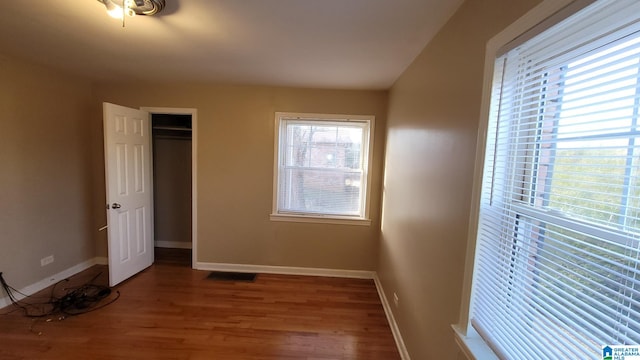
[452,324,498,360]
[270,213,371,226]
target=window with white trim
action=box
[271,112,373,224]
[469,1,640,358]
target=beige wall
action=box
[92,84,387,271]
[377,0,541,359]
[0,54,95,290]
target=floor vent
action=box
[206,271,257,282]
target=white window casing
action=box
[271,112,374,226]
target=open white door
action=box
[103,102,154,286]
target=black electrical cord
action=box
[0,271,120,318]
[0,272,51,317]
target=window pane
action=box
[284,124,363,169]
[530,37,640,233]
[545,141,629,226]
[281,168,362,215]
[526,219,640,346]
[284,124,312,167]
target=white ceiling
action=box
[0,0,462,89]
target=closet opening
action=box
[151,113,193,267]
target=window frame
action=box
[458,0,640,356]
[270,112,374,226]
[453,0,601,358]
[499,30,640,354]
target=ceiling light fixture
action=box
[97,0,166,27]
[104,0,134,20]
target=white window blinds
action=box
[471,1,640,358]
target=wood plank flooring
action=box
[0,250,400,360]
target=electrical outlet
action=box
[41,255,54,267]
[393,292,399,307]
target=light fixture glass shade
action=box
[103,0,135,19]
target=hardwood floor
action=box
[0,250,400,359]
[154,247,192,267]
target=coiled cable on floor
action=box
[0,271,120,318]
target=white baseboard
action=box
[195,261,375,279]
[373,274,411,360]
[0,257,106,309]
[155,241,192,249]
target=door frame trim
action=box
[142,106,198,269]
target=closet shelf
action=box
[153,126,192,132]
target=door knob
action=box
[111,203,122,209]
